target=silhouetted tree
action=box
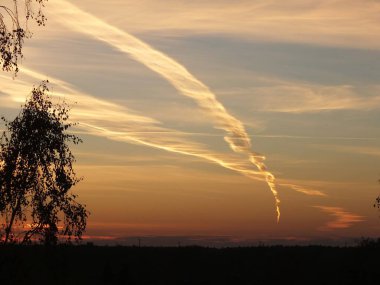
[0,81,88,245]
[0,0,47,73]
[375,179,380,211]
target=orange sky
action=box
[1,0,379,245]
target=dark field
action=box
[0,245,379,285]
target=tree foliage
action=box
[0,0,47,73]
[0,81,88,245]
[375,179,380,211]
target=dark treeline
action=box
[0,244,379,285]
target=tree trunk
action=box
[4,198,21,244]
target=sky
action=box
[1,0,380,245]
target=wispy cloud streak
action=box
[281,183,326,197]
[3,68,325,204]
[67,0,380,50]
[49,0,281,220]
[315,144,380,158]
[220,77,380,113]
[2,68,269,184]
[314,206,364,230]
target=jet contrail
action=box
[14,68,320,199]
[48,0,281,221]
[3,68,265,182]
[2,68,323,227]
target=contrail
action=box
[6,68,320,200]
[313,206,364,230]
[2,68,322,225]
[49,0,281,221]
[3,68,265,182]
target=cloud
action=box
[315,144,380,158]
[257,87,380,114]
[65,0,380,50]
[251,134,379,141]
[2,67,268,179]
[314,206,364,230]
[280,183,326,197]
[10,68,322,214]
[49,0,281,221]
[81,235,116,241]
[3,68,338,231]
[219,77,380,113]
[1,68,332,203]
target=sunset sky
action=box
[1,0,380,245]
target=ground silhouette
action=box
[0,243,379,285]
